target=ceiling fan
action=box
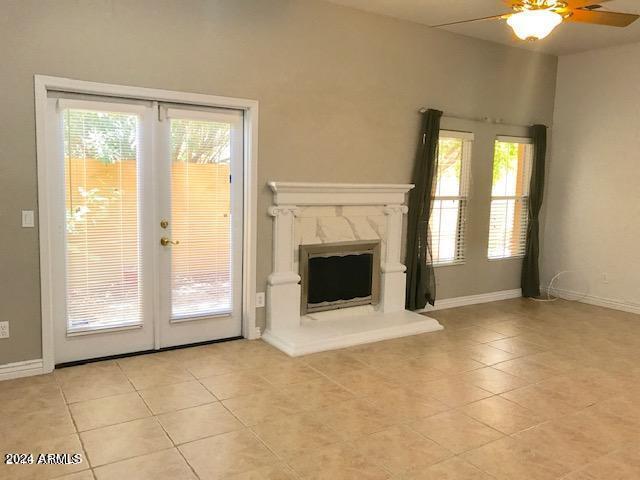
[433,0,640,42]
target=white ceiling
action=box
[326,0,640,55]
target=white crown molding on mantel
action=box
[263,181,442,356]
[268,181,414,206]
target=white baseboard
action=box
[547,286,640,315]
[417,289,522,313]
[251,326,262,339]
[0,359,45,381]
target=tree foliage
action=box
[64,110,137,163]
[493,141,518,185]
[63,109,231,165]
[438,138,462,177]
[171,119,230,164]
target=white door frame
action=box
[35,75,259,373]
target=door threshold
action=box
[55,336,244,369]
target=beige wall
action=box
[0,0,557,364]
[542,42,640,307]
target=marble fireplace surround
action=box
[262,182,443,356]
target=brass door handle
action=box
[160,237,180,246]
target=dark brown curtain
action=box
[406,109,442,309]
[522,124,547,297]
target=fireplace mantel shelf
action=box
[268,181,414,206]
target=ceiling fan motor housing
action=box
[514,1,571,17]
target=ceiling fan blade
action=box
[501,0,612,8]
[566,9,640,27]
[431,14,509,28]
[565,0,612,8]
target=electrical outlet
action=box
[22,210,35,228]
[256,292,265,308]
[0,321,9,339]
[602,273,609,284]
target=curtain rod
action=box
[418,108,534,129]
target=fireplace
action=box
[263,181,443,357]
[299,241,381,314]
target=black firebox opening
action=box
[307,253,373,305]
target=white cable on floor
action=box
[530,271,563,302]
[529,270,589,303]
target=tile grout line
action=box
[72,360,195,476]
[130,367,213,478]
[151,413,202,480]
[187,354,327,480]
[58,379,93,477]
[181,358,265,479]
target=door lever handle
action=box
[160,237,180,247]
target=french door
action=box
[47,95,244,364]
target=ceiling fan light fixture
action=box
[506,9,563,41]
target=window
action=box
[488,136,533,260]
[169,113,235,319]
[62,105,143,333]
[430,130,473,266]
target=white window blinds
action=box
[488,137,533,260]
[62,105,143,333]
[430,130,473,266]
[168,108,240,320]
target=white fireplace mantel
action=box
[263,181,443,356]
[268,181,414,206]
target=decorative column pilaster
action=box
[266,205,302,330]
[379,204,409,312]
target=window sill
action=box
[488,255,525,262]
[67,322,142,337]
[433,261,466,268]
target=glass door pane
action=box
[62,108,142,333]
[170,116,234,320]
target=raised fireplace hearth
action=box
[300,240,380,314]
[262,182,443,356]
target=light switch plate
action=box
[256,292,265,308]
[0,321,9,339]
[22,210,35,228]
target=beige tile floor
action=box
[2,298,640,479]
